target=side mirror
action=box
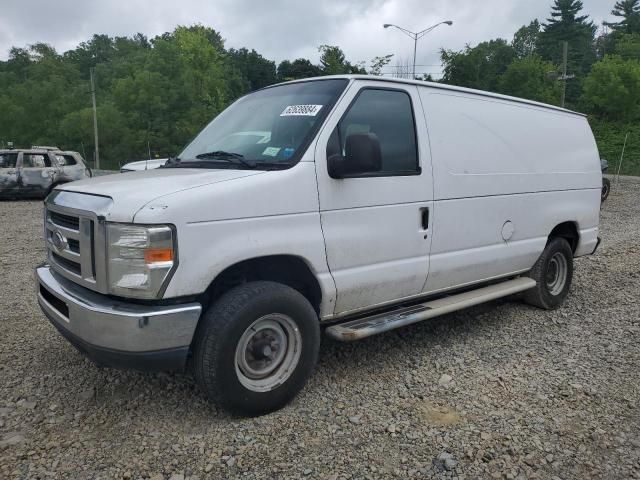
[327,133,382,179]
[327,153,346,178]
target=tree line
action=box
[0,27,367,168]
[1,0,639,174]
[439,0,640,174]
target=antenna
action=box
[146,141,151,170]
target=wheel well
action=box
[201,255,322,314]
[548,222,579,253]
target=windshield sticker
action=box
[280,104,323,116]
[282,147,295,159]
[262,147,281,157]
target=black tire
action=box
[193,281,320,416]
[601,177,611,202]
[524,237,573,310]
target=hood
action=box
[58,167,265,221]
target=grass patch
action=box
[589,118,640,176]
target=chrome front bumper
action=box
[36,265,202,371]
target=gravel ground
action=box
[1,178,639,480]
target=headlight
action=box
[106,223,176,299]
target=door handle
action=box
[420,207,429,230]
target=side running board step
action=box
[325,277,536,342]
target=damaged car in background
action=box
[0,147,91,199]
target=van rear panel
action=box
[418,86,600,294]
[419,88,602,200]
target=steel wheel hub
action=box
[235,314,302,392]
[546,252,568,296]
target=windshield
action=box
[179,79,349,169]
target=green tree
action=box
[318,45,365,75]
[498,55,561,103]
[538,0,597,74]
[441,39,516,91]
[369,55,393,76]
[582,55,640,120]
[605,0,640,34]
[319,45,348,74]
[277,59,322,81]
[613,33,640,59]
[513,20,542,58]
[228,48,277,91]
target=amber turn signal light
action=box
[144,248,174,263]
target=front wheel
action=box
[524,237,573,310]
[193,281,320,415]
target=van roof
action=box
[281,74,585,117]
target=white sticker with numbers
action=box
[280,104,323,116]
[262,147,280,157]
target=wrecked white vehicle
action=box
[0,148,91,199]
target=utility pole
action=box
[556,41,575,108]
[560,41,568,108]
[90,68,100,169]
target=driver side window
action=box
[330,88,419,177]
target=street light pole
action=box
[384,21,453,79]
[413,36,418,79]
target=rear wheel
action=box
[193,281,320,415]
[524,237,573,310]
[601,177,611,202]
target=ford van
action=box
[36,76,601,414]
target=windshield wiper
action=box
[195,151,256,168]
[161,156,288,171]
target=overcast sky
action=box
[0,0,614,77]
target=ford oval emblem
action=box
[51,231,68,252]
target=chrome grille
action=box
[51,251,82,275]
[44,192,110,294]
[67,238,80,253]
[49,211,80,230]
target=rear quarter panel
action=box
[419,87,601,293]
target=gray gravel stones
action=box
[1,177,640,479]
[435,452,458,471]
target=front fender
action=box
[164,212,336,318]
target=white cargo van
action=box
[36,76,601,414]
